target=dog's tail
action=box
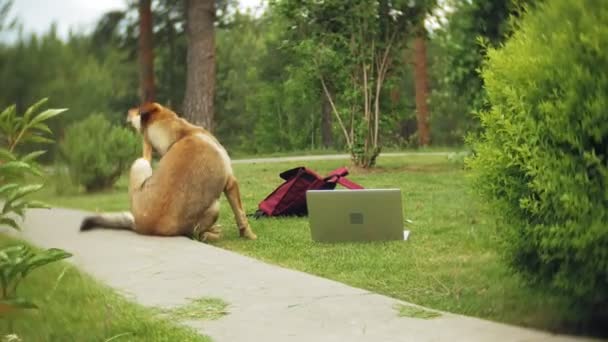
[80,212,135,231]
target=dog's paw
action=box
[209,224,222,234]
[239,227,257,240]
[201,231,222,243]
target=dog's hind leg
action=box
[193,200,222,242]
[224,175,257,240]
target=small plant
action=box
[0,98,71,318]
[59,114,140,192]
[0,245,71,310]
[0,98,65,229]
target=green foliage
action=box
[469,0,608,306]
[0,98,65,152]
[0,0,455,157]
[430,0,533,145]
[0,245,72,307]
[0,99,71,319]
[60,114,140,192]
[274,0,433,167]
[0,24,138,155]
[216,10,326,153]
[83,2,331,154]
[0,99,65,229]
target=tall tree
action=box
[183,0,216,130]
[138,0,155,102]
[398,0,436,147]
[413,26,430,146]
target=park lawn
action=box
[36,154,581,334]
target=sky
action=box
[5,0,266,41]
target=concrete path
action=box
[231,151,452,164]
[14,208,594,342]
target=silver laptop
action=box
[306,189,408,243]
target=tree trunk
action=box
[183,0,216,131]
[321,89,333,148]
[413,32,431,146]
[138,0,155,103]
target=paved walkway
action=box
[231,151,452,164]
[14,208,594,342]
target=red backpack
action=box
[254,166,364,217]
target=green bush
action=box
[0,98,72,318]
[468,0,608,306]
[60,114,140,192]
[0,98,64,228]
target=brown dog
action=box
[80,102,257,241]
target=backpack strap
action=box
[336,177,364,189]
[325,167,349,178]
[279,167,305,180]
[324,167,364,189]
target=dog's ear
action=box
[139,109,152,126]
[139,103,160,126]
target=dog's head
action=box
[127,102,174,132]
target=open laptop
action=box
[306,189,409,243]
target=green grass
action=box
[36,155,585,335]
[0,235,210,342]
[394,304,442,319]
[158,297,229,321]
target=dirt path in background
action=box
[231,152,452,164]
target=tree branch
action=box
[373,30,398,147]
[320,76,352,148]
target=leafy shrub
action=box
[0,245,71,310]
[60,114,140,192]
[468,0,608,306]
[0,98,64,229]
[0,98,72,314]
